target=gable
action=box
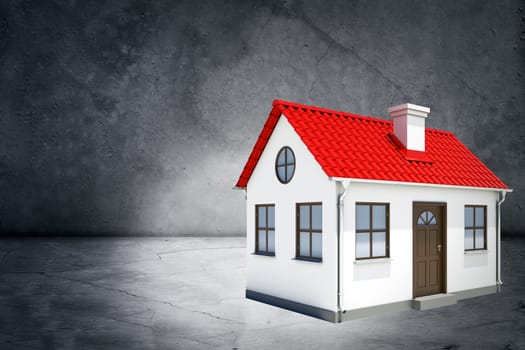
[236,100,509,190]
[246,113,328,191]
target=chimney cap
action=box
[388,103,430,115]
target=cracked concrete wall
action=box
[0,0,523,235]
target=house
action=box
[234,99,511,322]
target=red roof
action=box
[235,100,509,190]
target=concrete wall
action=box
[342,181,498,311]
[246,116,337,311]
[0,0,523,235]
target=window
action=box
[296,203,322,261]
[275,147,295,184]
[256,204,275,255]
[465,205,486,250]
[355,203,389,259]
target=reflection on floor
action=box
[0,236,523,349]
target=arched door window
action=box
[417,210,437,225]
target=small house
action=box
[234,100,511,322]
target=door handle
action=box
[437,244,442,252]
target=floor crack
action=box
[1,248,18,262]
[44,272,246,325]
[457,319,513,330]
[103,314,155,330]
[0,328,39,350]
[173,335,215,347]
[257,15,272,41]
[156,246,244,258]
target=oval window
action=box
[275,146,295,184]
[417,211,437,225]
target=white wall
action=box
[246,115,338,311]
[245,115,500,312]
[342,181,498,310]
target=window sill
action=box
[292,257,322,263]
[464,250,488,255]
[251,252,276,257]
[354,258,391,265]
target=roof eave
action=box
[328,177,512,192]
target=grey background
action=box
[0,0,523,236]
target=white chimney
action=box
[388,103,430,152]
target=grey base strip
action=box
[341,300,413,321]
[246,285,499,323]
[454,285,498,300]
[246,289,337,322]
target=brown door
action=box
[413,203,446,298]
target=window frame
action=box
[464,205,487,251]
[355,202,390,260]
[275,146,296,184]
[296,202,323,262]
[255,204,275,256]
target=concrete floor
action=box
[0,237,523,350]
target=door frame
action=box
[412,202,447,298]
